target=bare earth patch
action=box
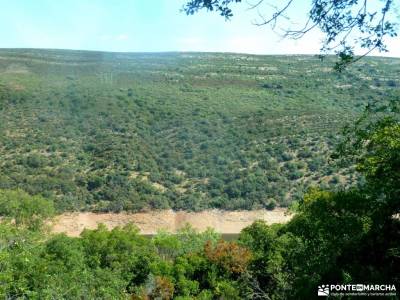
[51,209,292,237]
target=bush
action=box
[264,198,277,210]
[0,189,54,230]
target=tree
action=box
[0,189,54,230]
[183,0,398,70]
[204,239,252,274]
[336,100,400,214]
[236,99,400,298]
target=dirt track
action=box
[51,209,292,237]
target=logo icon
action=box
[318,285,330,296]
[356,284,364,291]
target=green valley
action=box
[0,49,399,212]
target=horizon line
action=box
[1,47,399,59]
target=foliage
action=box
[1,155,399,299]
[338,100,400,213]
[204,239,252,274]
[237,102,400,299]
[183,0,398,70]
[0,218,252,299]
[0,50,398,298]
[148,276,175,300]
[0,189,54,230]
[153,225,220,259]
[1,49,398,211]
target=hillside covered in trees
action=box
[0,49,399,212]
[1,102,399,298]
[0,48,399,298]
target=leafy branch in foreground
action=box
[183,0,398,70]
[336,99,400,213]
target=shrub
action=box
[0,189,54,230]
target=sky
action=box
[0,0,399,56]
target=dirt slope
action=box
[51,209,292,237]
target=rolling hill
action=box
[0,49,398,211]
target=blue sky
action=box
[0,0,399,56]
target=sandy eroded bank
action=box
[51,209,292,237]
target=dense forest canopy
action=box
[0,96,398,297]
[0,49,399,212]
